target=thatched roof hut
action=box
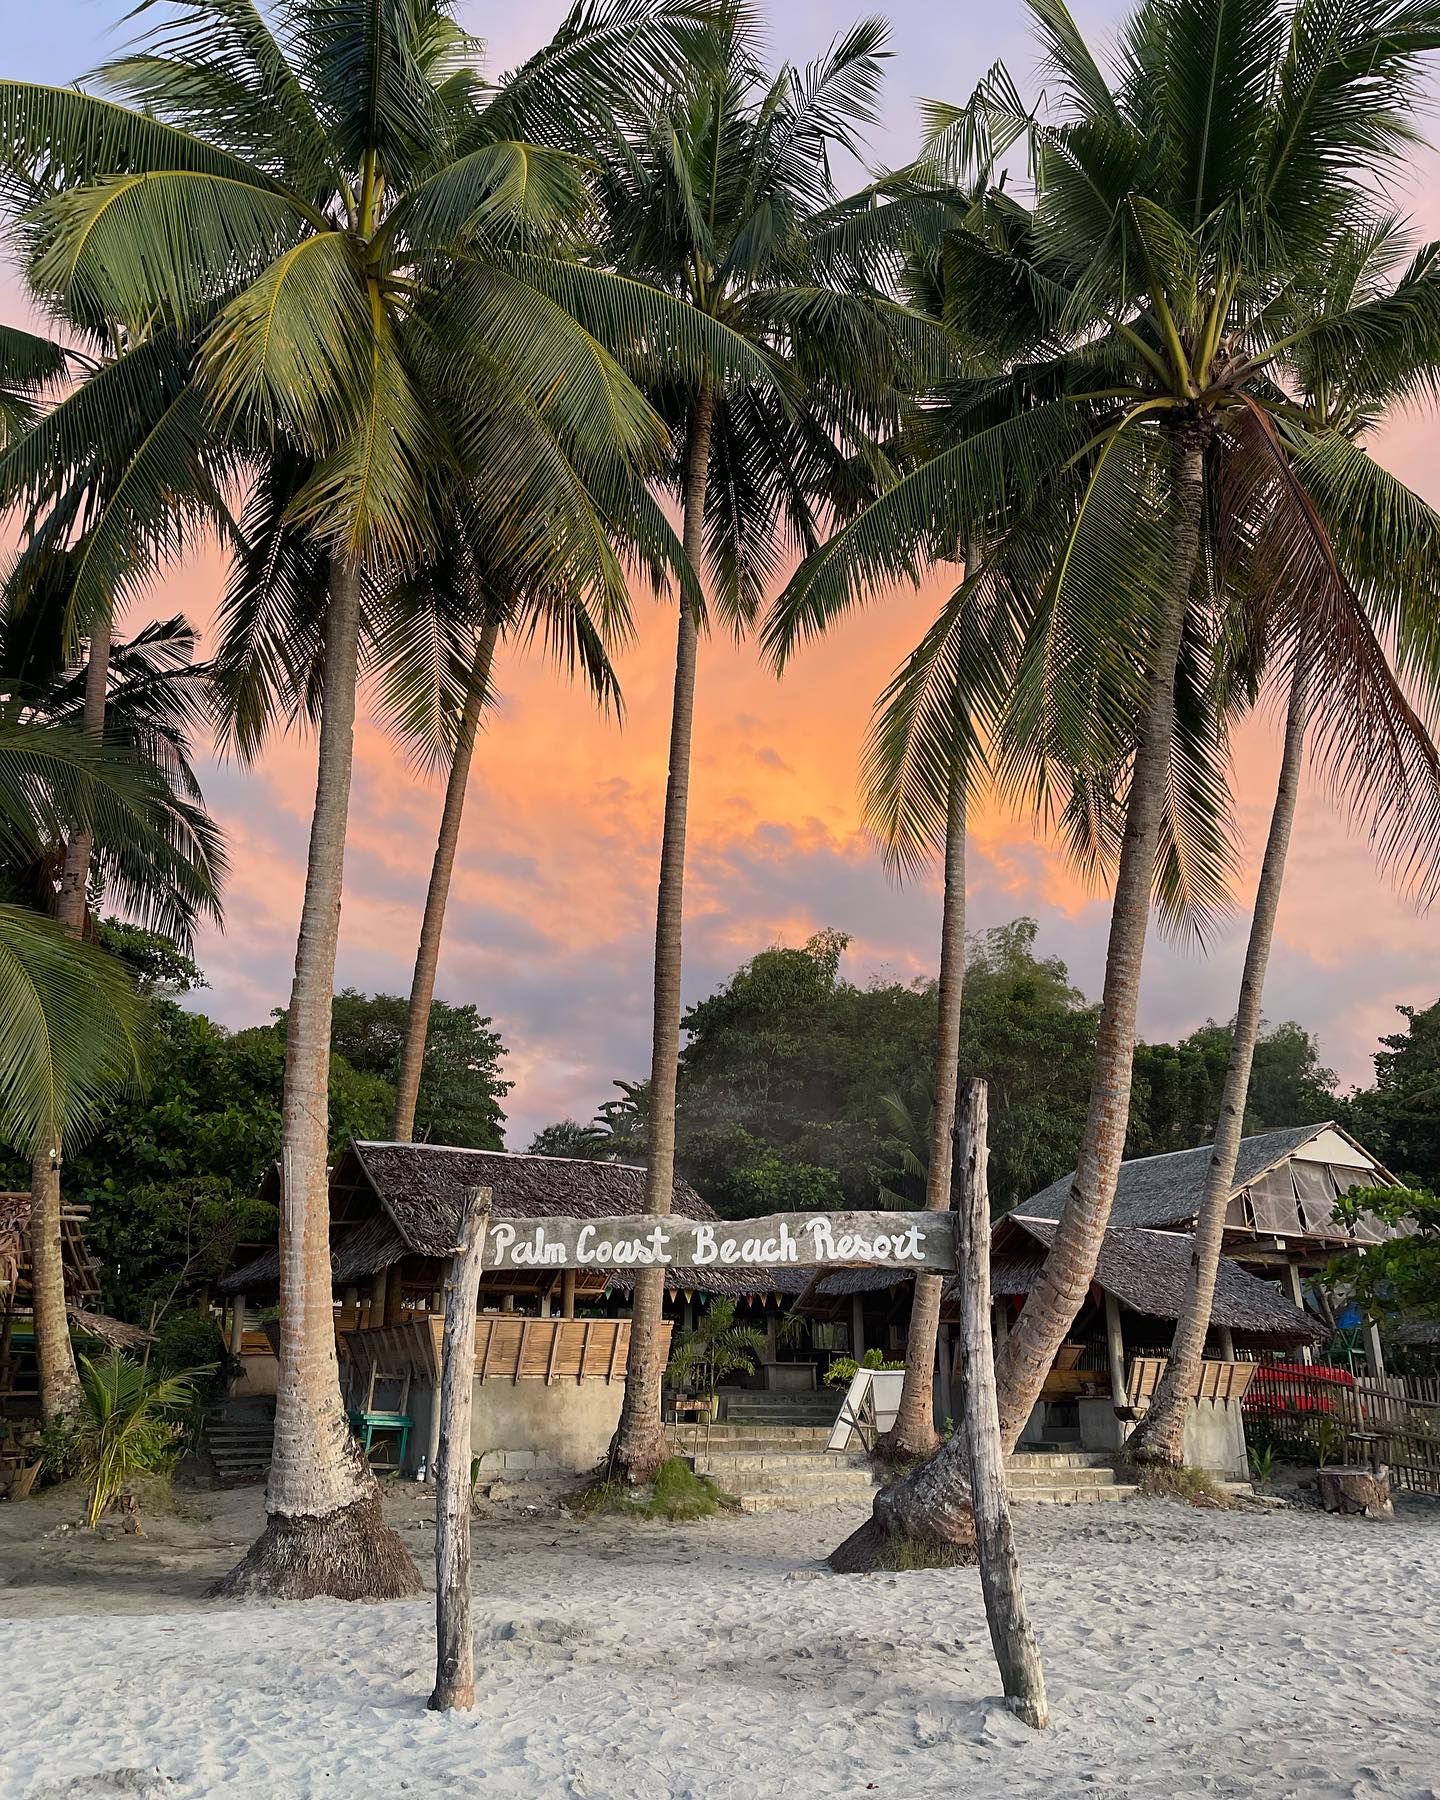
[1015,1122,1396,1248]
[796,1217,1321,1347]
[219,1142,776,1299]
[0,1192,100,1304]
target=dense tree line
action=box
[531,919,1346,1218]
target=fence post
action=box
[429,1185,492,1714]
[955,1078,1049,1730]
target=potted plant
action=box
[666,1299,767,1421]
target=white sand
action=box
[2,1492,1438,1799]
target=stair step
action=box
[737,1488,874,1513]
[1007,1450,1115,1470]
[722,1468,879,1494]
[1010,1484,1139,1505]
[692,1452,872,1473]
[1007,1467,1119,1488]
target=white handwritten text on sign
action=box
[478,1211,958,1273]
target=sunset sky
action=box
[7,2,1440,1145]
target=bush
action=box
[1134,1462,1232,1508]
[74,1353,201,1528]
[577,1457,733,1522]
[152,1307,232,1395]
[824,1347,905,1388]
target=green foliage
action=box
[34,1412,86,1486]
[1134,1463,1232,1508]
[824,1347,906,1388]
[666,1299,767,1397]
[873,1533,975,1572]
[0,996,396,1320]
[1313,1416,1346,1471]
[1329,1184,1440,1323]
[1338,1000,1440,1190]
[1248,1442,1277,1485]
[1129,1019,1337,1158]
[579,1457,731,1522]
[74,1352,199,1528]
[151,1307,231,1396]
[95,919,205,996]
[322,989,509,1149]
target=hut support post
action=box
[561,1270,576,1320]
[1285,1264,1313,1365]
[955,1078,1049,1730]
[1104,1292,1128,1408]
[1217,1324,1235,1362]
[1362,1317,1386,1383]
[367,1268,387,1329]
[429,1186,492,1714]
[228,1296,245,1358]
[851,1294,866,1361]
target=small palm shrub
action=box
[666,1300,767,1403]
[75,1353,202,1529]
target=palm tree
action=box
[768,0,1440,1566]
[575,9,939,1483]
[376,534,626,1146]
[3,0,762,1596]
[1131,223,1440,1463]
[0,655,223,1421]
[0,468,224,1422]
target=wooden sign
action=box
[482,1210,957,1274]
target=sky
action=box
[5,1,1440,1147]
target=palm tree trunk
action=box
[1129,659,1308,1465]
[391,621,499,1142]
[613,382,716,1484]
[885,734,967,1459]
[828,427,1206,1572]
[33,610,111,1421]
[992,427,1205,1449]
[214,557,420,1600]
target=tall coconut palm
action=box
[768,0,1440,1566]
[373,527,626,1146]
[572,10,942,1483]
[0,603,224,1417]
[2,0,763,1595]
[1131,222,1440,1463]
[0,315,226,1416]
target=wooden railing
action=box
[337,1315,670,1388]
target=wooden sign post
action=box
[955,1080,1049,1729]
[428,1185,492,1714]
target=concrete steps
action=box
[674,1426,1141,1513]
[1007,1450,1137,1504]
[204,1409,274,1485]
[720,1391,842,1430]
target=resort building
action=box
[217,1142,786,1478]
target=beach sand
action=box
[1,1480,1436,1798]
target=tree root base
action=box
[828,1505,977,1574]
[210,1485,423,1601]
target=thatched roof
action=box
[1014,1122,1395,1242]
[795,1219,1320,1344]
[1016,1125,1323,1228]
[0,1191,99,1301]
[996,1218,1323,1342]
[221,1143,716,1294]
[67,1307,156,1351]
[1391,1318,1440,1349]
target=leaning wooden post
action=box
[428,1185,492,1714]
[955,1080,1049,1730]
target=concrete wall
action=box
[233,1350,278,1398]
[406,1378,625,1477]
[1077,1396,1248,1478]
